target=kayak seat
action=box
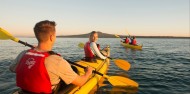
[81,57,97,63]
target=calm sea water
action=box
[0,38,190,94]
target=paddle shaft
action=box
[126,30,131,37]
[107,57,113,60]
[115,35,125,41]
[18,40,34,48]
[11,38,104,76]
[66,60,103,76]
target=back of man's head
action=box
[34,20,56,42]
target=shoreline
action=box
[16,36,190,39]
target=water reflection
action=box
[97,86,138,94]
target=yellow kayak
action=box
[121,42,143,50]
[55,49,110,94]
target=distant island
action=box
[57,32,190,39]
[57,32,114,38]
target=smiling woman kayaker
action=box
[9,20,94,94]
[84,31,109,62]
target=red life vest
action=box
[16,49,52,93]
[132,39,137,45]
[84,42,100,58]
[125,38,129,44]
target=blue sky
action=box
[0,0,189,37]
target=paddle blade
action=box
[114,34,120,38]
[114,59,131,71]
[78,42,84,48]
[108,76,139,87]
[0,28,19,42]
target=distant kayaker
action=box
[123,37,130,44]
[9,20,94,94]
[130,36,137,45]
[84,31,109,61]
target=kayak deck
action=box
[56,49,110,94]
[121,42,142,50]
[55,59,110,94]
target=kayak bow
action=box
[121,42,143,50]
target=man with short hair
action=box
[10,20,93,93]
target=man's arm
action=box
[71,66,93,86]
[57,59,94,87]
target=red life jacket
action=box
[16,49,52,93]
[125,38,129,44]
[84,42,100,58]
[132,39,137,45]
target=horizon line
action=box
[16,35,190,38]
